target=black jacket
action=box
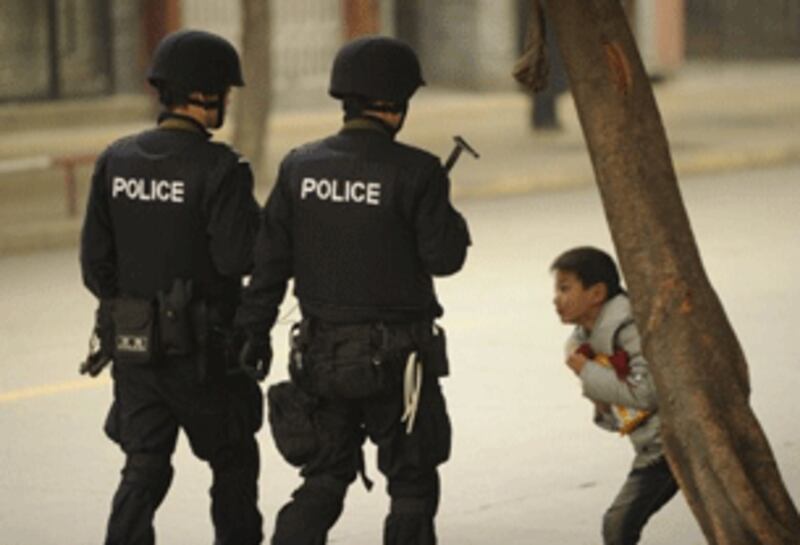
[237,119,470,334]
[80,116,259,321]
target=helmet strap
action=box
[186,97,223,110]
[343,96,407,137]
[186,96,226,129]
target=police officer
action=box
[80,29,265,545]
[236,36,471,545]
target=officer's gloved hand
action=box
[238,334,272,382]
[79,299,114,377]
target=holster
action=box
[187,300,243,381]
[110,279,239,379]
[364,321,450,378]
[158,279,195,357]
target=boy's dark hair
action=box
[551,246,623,300]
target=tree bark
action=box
[233,0,270,188]
[535,1,800,543]
[342,0,380,39]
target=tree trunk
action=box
[342,0,380,39]
[233,0,270,188]
[536,1,800,543]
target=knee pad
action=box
[272,476,350,545]
[297,475,349,502]
[122,452,173,497]
[289,475,350,523]
[210,437,259,474]
[385,498,437,545]
[390,496,438,517]
[385,473,440,545]
[209,440,260,498]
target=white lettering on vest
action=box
[301,177,316,199]
[350,181,365,203]
[299,177,380,206]
[111,176,185,204]
[317,178,332,200]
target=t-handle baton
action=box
[443,135,480,173]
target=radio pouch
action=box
[157,279,195,356]
[112,298,155,365]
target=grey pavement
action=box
[1,61,799,255]
[1,165,798,544]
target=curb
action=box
[3,145,799,258]
[454,146,800,201]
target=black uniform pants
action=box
[103,357,264,545]
[271,366,451,545]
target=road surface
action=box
[1,165,798,544]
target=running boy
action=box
[551,246,679,545]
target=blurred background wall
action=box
[0,1,797,108]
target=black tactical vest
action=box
[280,128,460,322]
[101,128,240,308]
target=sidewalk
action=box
[1,61,799,255]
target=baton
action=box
[443,135,480,173]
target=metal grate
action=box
[0,1,51,100]
[687,0,800,58]
[0,0,112,102]
[181,0,343,105]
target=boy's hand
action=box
[566,351,588,374]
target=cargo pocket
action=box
[309,336,386,399]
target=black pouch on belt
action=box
[111,298,156,365]
[309,325,386,399]
[157,279,195,357]
[420,323,449,377]
[267,381,319,466]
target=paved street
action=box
[1,164,798,544]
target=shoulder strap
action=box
[611,318,635,350]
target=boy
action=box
[551,246,679,545]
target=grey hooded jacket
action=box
[568,293,665,469]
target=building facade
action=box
[1,1,797,107]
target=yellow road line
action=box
[0,376,110,404]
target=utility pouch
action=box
[420,323,449,377]
[157,279,195,356]
[111,298,156,365]
[267,381,319,466]
[308,326,386,399]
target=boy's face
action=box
[553,270,605,327]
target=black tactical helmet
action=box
[148,29,244,95]
[329,36,425,103]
